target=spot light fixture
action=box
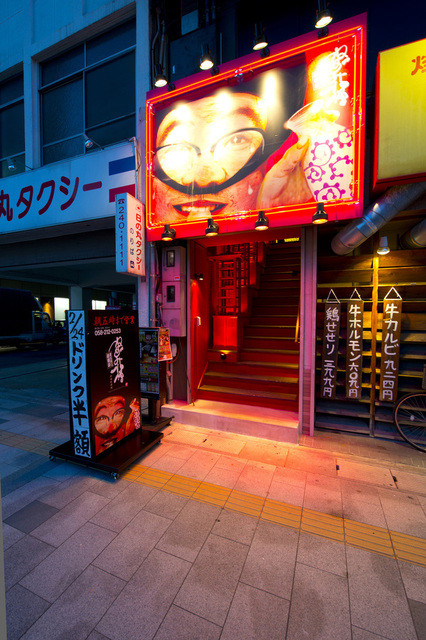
[253,23,269,57]
[200,45,214,70]
[6,156,33,171]
[315,0,333,30]
[161,224,176,242]
[312,202,328,224]
[83,134,103,150]
[200,45,219,74]
[154,63,168,88]
[83,134,94,149]
[194,273,204,281]
[205,218,219,237]
[377,236,390,255]
[255,210,269,231]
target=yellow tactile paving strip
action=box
[0,430,53,457]
[1,431,425,567]
[123,462,426,568]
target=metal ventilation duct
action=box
[331,182,426,255]
[400,217,426,249]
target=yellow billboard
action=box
[375,38,426,187]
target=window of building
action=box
[0,73,25,178]
[40,20,136,165]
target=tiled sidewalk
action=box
[1,388,426,640]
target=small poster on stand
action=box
[158,328,173,362]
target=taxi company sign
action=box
[115,193,145,277]
[0,142,136,234]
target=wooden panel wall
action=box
[315,225,426,440]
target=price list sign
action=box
[346,299,364,400]
[321,300,341,399]
[380,296,402,402]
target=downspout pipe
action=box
[331,182,426,255]
[400,217,426,249]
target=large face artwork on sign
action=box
[146,16,365,240]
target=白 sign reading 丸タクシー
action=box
[346,299,364,400]
[321,300,341,399]
[379,296,402,402]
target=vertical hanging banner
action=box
[115,193,145,276]
[67,310,91,458]
[321,293,341,399]
[380,290,402,402]
[346,296,364,400]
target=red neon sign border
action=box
[146,14,366,242]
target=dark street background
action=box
[0,345,68,398]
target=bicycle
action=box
[393,391,426,453]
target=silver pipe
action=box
[400,217,426,249]
[331,182,426,255]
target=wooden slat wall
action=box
[315,236,426,440]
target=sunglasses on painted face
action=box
[94,407,125,431]
[152,127,267,195]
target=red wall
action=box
[190,241,212,399]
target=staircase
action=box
[197,242,300,411]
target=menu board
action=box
[321,301,341,399]
[346,299,364,400]
[379,297,402,402]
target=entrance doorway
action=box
[190,238,301,412]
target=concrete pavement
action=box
[1,382,425,640]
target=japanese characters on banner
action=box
[321,293,341,399]
[346,296,364,400]
[379,290,402,402]
[0,142,136,234]
[67,310,91,458]
[115,193,145,277]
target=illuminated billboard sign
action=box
[146,15,366,241]
[374,37,426,189]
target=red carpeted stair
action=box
[197,243,300,411]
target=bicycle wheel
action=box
[393,392,426,452]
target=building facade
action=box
[0,0,149,320]
[0,0,425,444]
